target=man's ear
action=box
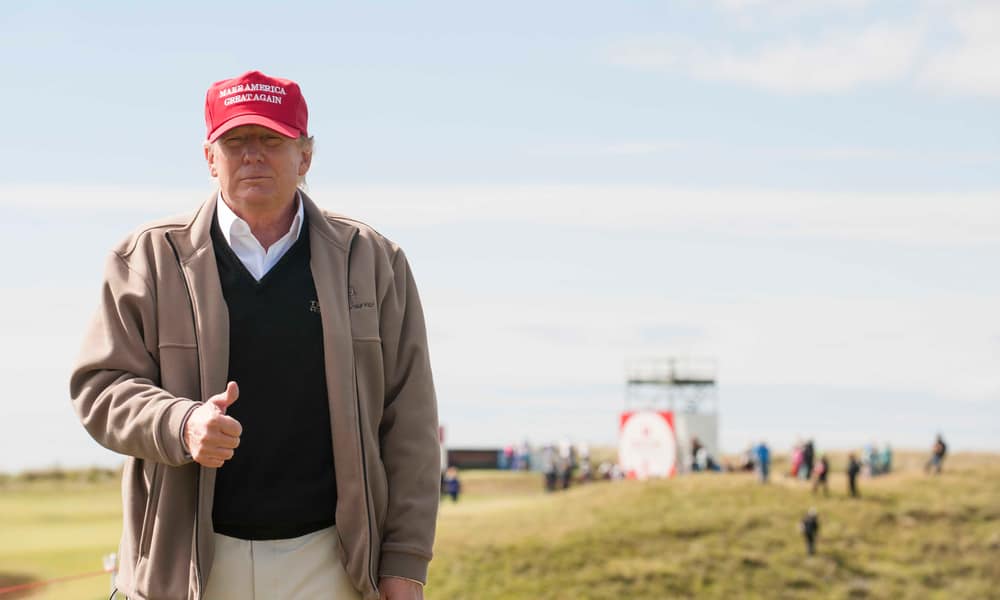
[204,143,218,178]
[298,147,313,177]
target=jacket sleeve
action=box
[376,248,440,584]
[69,251,200,467]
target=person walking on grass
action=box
[800,508,820,556]
[789,442,803,478]
[812,454,829,497]
[802,439,815,480]
[847,453,861,498]
[443,466,461,503]
[880,443,893,475]
[925,434,947,475]
[71,70,439,600]
[755,441,771,484]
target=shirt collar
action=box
[216,191,304,248]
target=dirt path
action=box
[0,573,39,599]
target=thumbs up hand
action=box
[210,381,240,414]
[184,381,243,468]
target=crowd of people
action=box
[443,433,952,563]
[693,434,948,506]
[537,440,626,492]
[535,440,624,492]
[442,434,948,555]
[441,432,951,563]
[441,433,952,534]
[796,434,948,555]
[498,442,534,471]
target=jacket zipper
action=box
[138,463,162,557]
[166,232,205,600]
[342,232,378,594]
[354,361,379,593]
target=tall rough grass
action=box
[430,453,1000,599]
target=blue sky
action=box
[1,0,999,470]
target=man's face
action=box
[205,124,312,210]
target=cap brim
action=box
[207,114,300,142]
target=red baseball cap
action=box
[204,70,309,142]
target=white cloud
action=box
[607,23,924,94]
[608,0,1000,97]
[423,287,1000,404]
[532,139,999,165]
[527,141,689,158]
[713,0,871,14]
[5,183,1000,246]
[325,184,1000,247]
[918,2,1000,97]
[0,183,212,215]
[707,25,921,93]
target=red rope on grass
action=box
[0,569,110,596]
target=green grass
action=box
[0,480,121,600]
[430,453,1000,599]
[2,454,998,599]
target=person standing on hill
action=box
[802,439,815,480]
[755,441,771,484]
[880,443,893,475]
[542,445,558,492]
[690,437,704,472]
[862,442,876,476]
[443,467,461,503]
[789,442,803,478]
[925,434,947,475]
[799,508,820,555]
[812,454,829,496]
[847,453,861,498]
[71,70,440,600]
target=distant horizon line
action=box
[5,447,997,477]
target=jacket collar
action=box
[166,192,217,263]
[301,190,357,252]
[168,190,357,261]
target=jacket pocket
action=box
[349,291,380,341]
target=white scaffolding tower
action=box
[624,357,719,474]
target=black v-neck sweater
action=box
[210,215,337,540]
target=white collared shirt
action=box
[216,192,305,281]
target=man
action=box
[925,434,947,475]
[802,439,815,480]
[811,454,829,497]
[689,437,703,472]
[799,508,819,556]
[879,443,893,475]
[70,70,440,600]
[754,440,770,484]
[847,452,861,498]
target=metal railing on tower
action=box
[625,357,718,414]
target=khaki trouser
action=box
[202,526,362,600]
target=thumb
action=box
[210,381,239,413]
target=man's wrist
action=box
[378,550,429,585]
[178,401,203,459]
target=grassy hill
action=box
[431,452,1000,599]
[1,453,997,599]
